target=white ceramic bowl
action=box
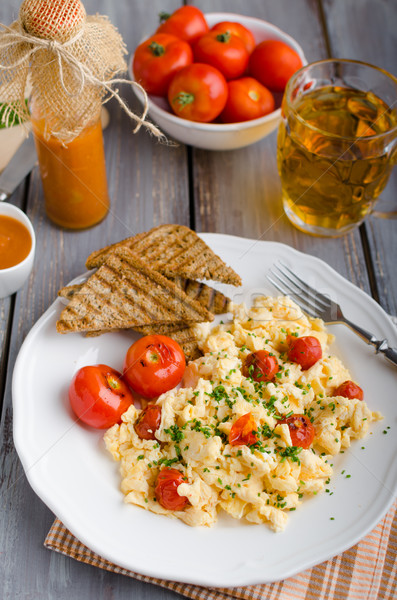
[129,13,307,150]
[0,203,35,298]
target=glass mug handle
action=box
[372,209,397,218]
[372,147,397,219]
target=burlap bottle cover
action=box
[0,0,163,141]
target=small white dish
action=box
[129,13,307,150]
[0,203,35,298]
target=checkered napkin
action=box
[45,499,396,600]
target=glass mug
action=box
[277,59,397,237]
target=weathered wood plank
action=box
[0,185,27,418]
[322,0,397,316]
[0,1,187,599]
[190,0,373,298]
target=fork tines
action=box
[266,261,330,319]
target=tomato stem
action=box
[173,92,194,107]
[248,90,259,102]
[149,41,165,57]
[158,11,171,23]
[107,375,120,390]
[148,351,160,364]
[216,31,231,44]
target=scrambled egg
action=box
[105,296,382,531]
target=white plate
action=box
[12,234,397,587]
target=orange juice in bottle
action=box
[31,105,110,229]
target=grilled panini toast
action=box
[85,224,241,286]
[169,327,202,361]
[58,277,230,315]
[56,248,213,334]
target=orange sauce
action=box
[0,215,32,269]
[32,117,110,229]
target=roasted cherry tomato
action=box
[280,414,315,449]
[69,364,134,429]
[133,33,193,96]
[211,21,256,54]
[155,468,189,511]
[229,412,259,446]
[123,334,186,399]
[134,404,162,440]
[242,350,278,382]
[193,30,249,80]
[287,336,322,370]
[334,380,364,400]
[156,5,209,45]
[220,77,275,123]
[249,39,303,92]
[168,63,228,122]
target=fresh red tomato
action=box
[211,21,256,54]
[69,364,134,429]
[155,468,189,511]
[123,335,186,399]
[134,404,162,440]
[249,39,303,92]
[280,414,315,449]
[242,349,278,382]
[334,380,364,400]
[288,336,322,370]
[229,412,259,446]
[156,6,209,45]
[133,33,193,96]
[193,30,249,80]
[168,63,228,122]
[220,77,275,123]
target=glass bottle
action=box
[30,99,110,230]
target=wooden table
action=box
[1,1,396,598]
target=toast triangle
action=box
[85,224,241,286]
[56,248,213,334]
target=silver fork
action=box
[267,261,397,367]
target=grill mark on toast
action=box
[85,225,241,286]
[57,248,214,334]
[89,261,203,325]
[58,277,229,315]
[169,326,203,361]
[177,278,230,314]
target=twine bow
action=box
[0,20,165,140]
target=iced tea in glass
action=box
[277,59,397,236]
